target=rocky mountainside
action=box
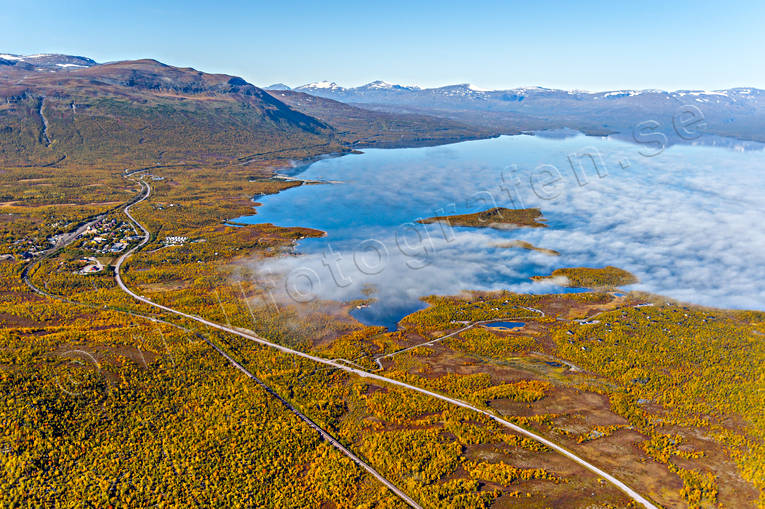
[0,55,503,168]
[0,56,337,167]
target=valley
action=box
[0,53,763,509]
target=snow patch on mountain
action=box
[0,53,97,69]
[677,90,728,97]
[363,80,396,89]
[299,81,344,90]
[603,90,640,97]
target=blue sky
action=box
[1,0,762,91]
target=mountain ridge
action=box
[293,79,763,97]
[0,53,97,70]
[0,54,499,167]
[267,89,496,148]
[291,80,765,142]
[0,55,338,167]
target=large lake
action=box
[235,133,765,329]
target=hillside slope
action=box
[267,89,496,147]
[0,57,508,169]
[0,58,338,168]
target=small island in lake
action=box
[531,266,638,288]
[417,207,547,229]
[491,240,560,256]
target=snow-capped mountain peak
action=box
[363,80,395,89]
[357,80,421,91]
[298,81,344,90]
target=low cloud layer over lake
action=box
[236,134,765,328]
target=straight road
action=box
[373,318,530,370]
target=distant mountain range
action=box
[1,53,762,170]
[284,80,423,93]
[266,89,493,148]
[272,81,765,142]
[280,79,762,103]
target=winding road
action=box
[114,176,422,508]
[20,174,420,508]
[112,175,660,509]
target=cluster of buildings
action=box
[77,256,103,275]
[8,236,50,259]
[163,236,188,246]
[9,235,78,260]
[77,218,142,254]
